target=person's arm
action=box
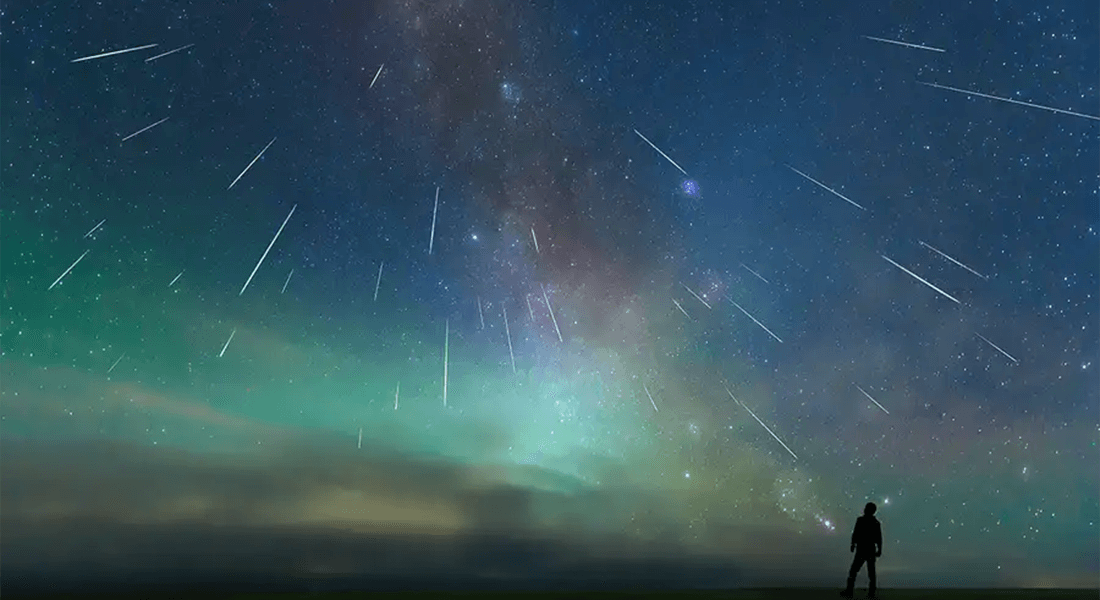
[850,519,859,552]
[875,521,882,556]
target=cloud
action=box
[0,434,750,594]
[2,423,1092,593]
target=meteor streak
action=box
[740,263,771,285]
[882,255,961,304]
[281,269,294,294]
[107,353,125,374]
[228,137,276,190]
[369,63,384,89]
[502,305,516,374]
[542,283,563,343]
[642,382,659,413]
[48,250,90,290]
[218,328,236,358]
[373,262,383,301]
[730,299,783,343]
[725,386,798,460]
[144,43,195,62]
[84,219,106,238]
[919,81,1100,122]
[975,332,1019,364]
[120,117,168,142]
[429,187,439,254]
[787,165,867,211]
[443,319,449,407]
[71,43,157,63]
[239,204,297,296]
[682,284,711,309]
[672,298,690,319]
[856,384,891,414]
[920,241,988,280]
[633,128,688,175]
[863,35,945,53]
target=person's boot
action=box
[839,577,855,598]
[868,585,877,599]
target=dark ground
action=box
[7,590,1097,599]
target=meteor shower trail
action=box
[919,81,1100,122]
[882,255,961,304]
[71,43,157,63]
[228,138,277,190]
[239,204,297,296]
[786,165,867,211]
[144,43,195,62]
[920,240,988,280]
[634,128,688,175]
[726,387,798,460]
[863,35,945,53]
[9,4,1095,589]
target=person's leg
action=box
[867,556,876,596]
[844,554,865,595]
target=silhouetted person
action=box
[841,502,881,598]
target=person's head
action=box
[864,502,877,516]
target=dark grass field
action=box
[12,590,1097,599]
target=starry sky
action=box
[2,0,1098,593]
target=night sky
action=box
[2,0,1098,592]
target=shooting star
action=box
[786,165,867,211]
[228,137,276,190]
[740,263,771,285]
[542,283,563,343]
[682,284,712,309]
[642,382,659,413]
[144,43,195,62]
[71,43,157,63]
[920,241,988,280]
[443,319,449,407]
[394,381,400,410]
[882,255,960,304]
[121,116,169,142]
[240,204,297,296]
[84,219,106,238]
[281,269,294,294]
[48,249,90,290]
[975,332,1019,364]
[429,186,440,254]
[918,81,1100,122]
[855,384,891,415]
[369,63,384,89]
[633,128,688,175]
[218,328,236,358]
[672,298,691,319]
[526,294,536,322]
[863,35,945,53]
[373,262,383,301]
[169,270,184,287]
[531,226,540,253]
[358,427,363,449]
[107,353,125,374]
[477,296,485,330]
[502,305,516,374]
[730,299,784,343]
[725,386,798,460]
